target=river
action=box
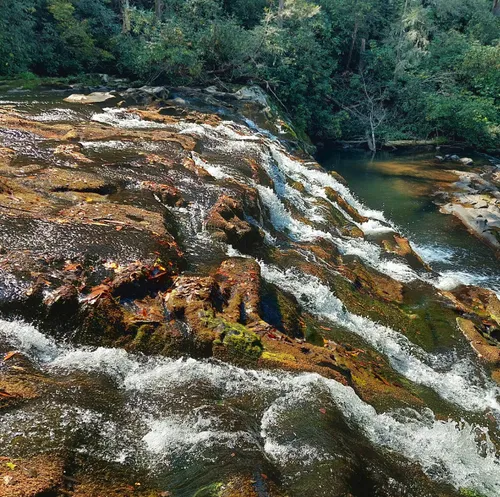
[0,87,499,497]
[320,149,500,295]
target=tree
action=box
[154,0,163,20]
[0,0,37,76]
[122,0,131,33]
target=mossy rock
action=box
[193,482,223,497]
[209,318,263,361]
[78,295,127,345]
[261,351,296,363]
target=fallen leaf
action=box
[3,351,19,361]
[64,262,82,272]
[6,462,16,471]
[3,475,13,485]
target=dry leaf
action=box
[3,351,19,361]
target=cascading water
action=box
[1,319,499,496]
[1,88,500,497]
[258,262,500,416]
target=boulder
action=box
[64,92,116,104]
[459,157,474,166]
[206,195,264,250]
[120,86,169,105]
[234,86,269,108]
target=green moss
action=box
[262,351,296,363]
[132,324,155,351]
[302,315,327,346]
[275,289,303,338]
[460,489,488,497]
[193,482,223,497]
[204,315,263,360]
[325,271,458,352]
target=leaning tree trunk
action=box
[493,0,500,16]
[121,0,131,33]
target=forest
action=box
[1,0,499,150]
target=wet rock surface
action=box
[436,164,500,253]
[0,85,499,497]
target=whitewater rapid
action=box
[0,319,499,496]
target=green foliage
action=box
[0,0,37,76]
[0,0,499,148]
[426,93,499,149]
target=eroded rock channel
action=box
[0,85,499,497]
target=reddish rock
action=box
[324,186,368,224]
[206,195,264,250]
[215,258,262,324]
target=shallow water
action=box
[1,319,500,497]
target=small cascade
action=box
[258,262,500,415]
[1,320,499,496]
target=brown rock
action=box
[206,195,264,250]
[457,318,500,365]
[0,455,64,497]
[21,167,110,194]
[54,143,93,163]
[340,260,404,304]
[139,180,184,207]
[324,186,368,224]
[215,258,262,324]
[448,285,500,326]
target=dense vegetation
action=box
[1,0,499,149]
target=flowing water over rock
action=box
[0,85,499,497]
[320,150,500,296]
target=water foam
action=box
[268,144,386,222]
[91,108,170,129]
[31,108,83,122]
[1,319,498,495]
[258,263,500,414]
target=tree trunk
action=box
[493,0,500,16]
[346,20,359,70]
[366,127,376,152]
[358,37,366,70]
[121,0,131,33]
[278,0,285,27]
[154,0,163,21]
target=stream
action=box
[319,150,500,295]
[0,88,500,497]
